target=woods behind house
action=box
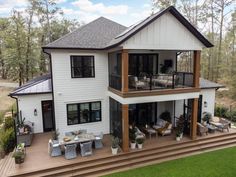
[0,0,235,97]
[0,0,80,86]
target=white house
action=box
[10,6,223,151]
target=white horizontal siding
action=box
[122,12,204,50]
[200,89,216,117]
[18,94,52,133]
[51,51,109,137]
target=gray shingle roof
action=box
[9,74,52,96]
[45,17,127,49]
[43,6,213,50]
[200,78,224,89]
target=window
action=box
[71,56,95,78]
[67,101,101,125]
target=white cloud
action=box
[0,0,28,15]
[55,0,67,4]
[72,0,128,15]
[62,7,99,23]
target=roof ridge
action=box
[44,17,126,48]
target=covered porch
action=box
[108,87,200,152]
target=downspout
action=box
[9,94,18,147]
[42,48,56,131]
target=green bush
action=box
[214,105,228,118]
[4,117,14,130]
[0,127,15,153]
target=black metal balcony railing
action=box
[128,72,194,91]
[109,74,122,91]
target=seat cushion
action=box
[156,119,166,127]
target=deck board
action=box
[6,128,236,176]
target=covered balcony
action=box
[108,50,200,97]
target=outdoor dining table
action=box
[59,133,96,146]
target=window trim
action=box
[67,101,102,125]
[70,55,95,78]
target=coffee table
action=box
[143,127,158,139]
[206,124,217,133]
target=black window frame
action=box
[70,55,95,78]
[67,101,102,125]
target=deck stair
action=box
[6,132,236,177]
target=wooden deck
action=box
[4,128,236,177]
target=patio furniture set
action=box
[48,130,104,160]
[197,117,230,136]
[133,118,173,140]
[129,74,176,90]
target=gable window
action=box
[71,56,95,78]
[67,101,101,125]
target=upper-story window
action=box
[70,56,95,78]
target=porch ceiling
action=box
[108,90,200,104]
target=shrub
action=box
[160,111,171,123]
[214,105,228,118]
[0,127,15,153]
[4,117,14,130]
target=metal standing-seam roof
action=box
[200,78,224,89]
[43,6,213,50]
[10,75,223,96]
[9,74,52,96]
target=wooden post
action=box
[193,51,201,88]
[121,50,129,93]
[190,98,198,140]
[122,104,129,152]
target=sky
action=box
[0,0,153,26]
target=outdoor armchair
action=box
[48,139,62,157]
[80,141,93,157]
[64,144,77,160]
[94,132,104,149]
[197,123,208,136]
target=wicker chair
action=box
[64,144,77,160]
[48,139,62,157]
[210,117,230,132]
[80,141,93,157]
[94,132,104,149]
[197,123,208,136]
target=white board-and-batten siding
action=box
[122,12,204,50]
[18,93,52,133]
[51,51,109,137]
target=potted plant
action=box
[160,111,171,123]
[202,112,212,124]
[176,131,181,141]
[136,138,144,149]
[176,115,185,140]
[111,136,120,155]
[12,143,25,164]
[13,151,25,164]
[129,126,136,149]
[52,129,60,144]
[17,116,25,134]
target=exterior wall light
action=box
[34,108,37,116]
[204,101,208,108]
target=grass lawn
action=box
[104,147,236,177]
